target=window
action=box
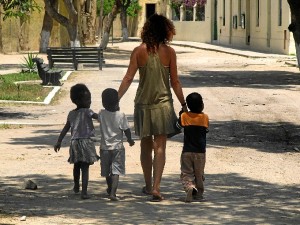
[278,0,282,26]
[170,1,181,21]
[256,0,260,27]
[238,0,242,26]
[196,5,205,21]
[185,6,193,21]
[223,0,226,26]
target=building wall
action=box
[217,0,295,55]
[171,0,213,43]
[0,0,45,53]
[0,0,296,55]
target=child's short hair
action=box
[186,92,204,113]
[70,83,90,104]
[102,88,119,112]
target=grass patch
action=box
[0,72,50,102]
[0,72,39,82]
[0,124,24,129]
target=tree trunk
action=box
[19,17,30,51]
[100,4,119,49]
[40,10,53,53]
[97,0,104,45]
[80,0,97,45]
[44,0,81,47]
[0,9,3,53]
[287,0,300,67]
[120,7,128,41]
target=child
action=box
[54,83,99,200]
[176,92,209,202]
[98,88,135,201]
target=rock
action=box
[20,216,26,221]
[24,180,38,190]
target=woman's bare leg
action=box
[140,136,153,193]
[152,134,167,197]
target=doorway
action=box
[146,4,156,19]
[213,0,218,41]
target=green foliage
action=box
[127,0,142,17]
[97,0,115,17]
[21,52,38,73]
[0,0,41,20]
[0,72,48,101]
[96,0,141,17]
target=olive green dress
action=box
[134,53,178,138]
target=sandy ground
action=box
[0,42,300,224]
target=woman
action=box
[118,14,187,201]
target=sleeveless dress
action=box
[67,108,99,164]
[134,53,178,138]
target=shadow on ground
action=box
[0,173,299,224]
[179,70,300,90]
[3,118,299,154]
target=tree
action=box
[0,0,41,20]
[119,0,131,41]
[43,0,81,47]
[120,0,141,41]
[96,0,115,44]
[0,0,41,51]
[39,0,56,53]
[100,0,121,49]
[287,0,300,67]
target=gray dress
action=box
[134,53,178,138]
[67,108,99,164]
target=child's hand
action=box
[128,139,135,146]
[54,142,61,152]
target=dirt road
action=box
[0,42,299,224]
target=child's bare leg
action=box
[81,163,90,199]
[140,136,153,193]
[109,174,119,201]
[73,162,80,193]
[106,176,112,195]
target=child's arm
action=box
[124,128,135,146]
[176,111,184,130]
[54,121,71,152]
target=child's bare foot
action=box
[109,195,119,201]
[81,193,90,199]
[73,185,80,194]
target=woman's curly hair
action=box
[141,14,176,52]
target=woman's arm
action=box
[169,47,186,107]
[118,47,139,100]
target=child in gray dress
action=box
[98,88,135,201]
[54,83,99,199]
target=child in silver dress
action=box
[54,83,99,199]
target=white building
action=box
[167,0,295,55]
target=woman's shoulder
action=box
[133,44,147,54]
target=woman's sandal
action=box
[142,186,152,195]
[150,194,165,202]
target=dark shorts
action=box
[100,149,125,176]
